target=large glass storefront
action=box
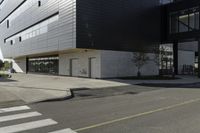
[28,56,59,75]
[159,44,174,75]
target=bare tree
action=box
[132,52,150,77]
[152,47,160,68]
[152,46,167,66]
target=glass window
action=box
[40,21,48,27]
[169,6,200,34]
[40,26,48,34]
[194,12,199,30]
[5,14,59,43]
[26,33,29,39]
[22,34,26,41]
[189,12,199,31]
[32,31,36,37]
[35,29,40,36]
[28,56,59,74]
[189,13,195,31]
[38,1,41,7]
[32,24,40,31]
[48,15,59,23]
[7,20,9,28]
[179,15,189,32]
[29,32,33,38]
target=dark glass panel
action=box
[28,56,58,75]
[179,14,189,32]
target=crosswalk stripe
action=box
[0,112,42,123]
[0,106,30,114]
[49,128,77,133]
[0,119,58,133]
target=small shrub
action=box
[3,61,12,71]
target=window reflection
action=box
[169,7,199,34]
[179,15,189,32]
[28,56,59,74]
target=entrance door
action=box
[70,59,79,77]
[89,57,97,78]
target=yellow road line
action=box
[75,98,200,132]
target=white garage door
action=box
[70,59,79,77]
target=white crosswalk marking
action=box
[0,105,75,133]
[49,128,77,133]
[0,119,58,133]
[0,112,42,122]
[0,106,30,114]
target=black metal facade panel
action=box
[167,0,200,12]
[160,5,168,43]
[168,32,200,42]
[76,0,161,52]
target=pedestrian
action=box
[8,68,12,78]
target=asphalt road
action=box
[1,85,200,133]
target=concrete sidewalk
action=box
[0,88,24,107]
[0,74,129,103]
[0,74,200,104]
[0,74,130,90]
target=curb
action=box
[33,89,74,103]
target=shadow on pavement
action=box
[0,78,18,82]
[137,82,200,88]
[69,86,158,101]
[34,93,74,104]
[37,84,174,103]
[31,86,159,103]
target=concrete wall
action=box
[12,57,26,73]
[59,50,101,78]
[12,50,159,78]
[178,50,195,74]
[59,50,159,79]
[101,51,159,78]
[0,47,3,61]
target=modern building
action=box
[0,0,199,78]
[0,0,161,78]
[161,0,200,77]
